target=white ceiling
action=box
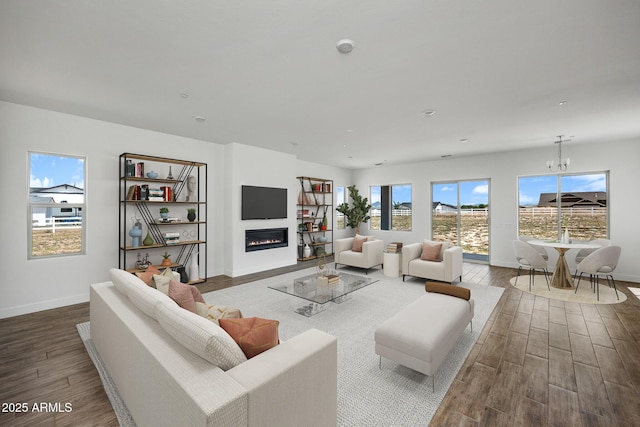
[1,1,639,169]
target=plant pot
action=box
[161,258,172,266]
[187,212,196,222]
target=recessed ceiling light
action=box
[194,116,205,122]
[423,109,436,117]
[179,93,189,99]
[559,100,567,106]
[441,154,452,158]
[374,162,383,166]
[336,39,355,54]
[460,138,469,143]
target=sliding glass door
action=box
[432,179,490,262]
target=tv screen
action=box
[242,185,288,220]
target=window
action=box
[28,152,86,258]
[518,172,608,240]
[336,186,346,229]
[370,184,412,231]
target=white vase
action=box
[563,228,570,243]
[187,254,199,282]
[303,244,311,258]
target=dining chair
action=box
[575,245,621,301]
[574,238,612,277]
[513,240,551,291]
[518,235,549,260]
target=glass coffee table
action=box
[269,272,378,316]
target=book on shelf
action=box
[148,196,164,202]
[386,242,403,253]
[157,217,180,223]
[135,162,144,178]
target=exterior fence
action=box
[32,216,83,233]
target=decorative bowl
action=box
[318,236,328,242]
[146,171,158,179]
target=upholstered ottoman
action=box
[374,283,474,391]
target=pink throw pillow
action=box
[421,242,443,262]
[135,265,162,286]
[352,235,368,252]
[168,279,196,313]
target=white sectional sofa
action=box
[90,268,337,427]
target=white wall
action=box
[353,139,640,283]
[223,143,298,276]
[0,101,226,318]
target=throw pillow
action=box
[219,317,280,359]
[425,281,471,300]
[153,274,172,295]
[352,235,369,252]
[135,265,162,286]
[168,279,196,313]
[196,302,243,325]
[421,241,443,262]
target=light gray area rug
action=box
[205,267,504,426]
[78,268,503,427]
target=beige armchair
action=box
[334,236,384,274]
[402,240,463,283]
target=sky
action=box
[518,173,607,206]
[30,152,85,189]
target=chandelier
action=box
[546,135,570,172]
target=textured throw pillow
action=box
[168,280,197,313]
[352,235,369,252]
[421,241,443,262]
[153,274,172,295]
[135,265,162,286]
[219,317,280,359]
[196,302,243,325]
[155,301,247,370]
[425,281,471,300]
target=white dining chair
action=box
[513,240,550,291]
[574,238,611,276]
[575,245,621,301]
[518,235,549,260]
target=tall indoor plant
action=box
[336,185,372,234]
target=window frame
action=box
[28,151,87,259]
[370,183,412,231]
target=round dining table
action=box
[528,240,601,289]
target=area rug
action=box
[77,268,503,427]
[509,275,626,304]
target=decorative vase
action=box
[160,212,168,220]
[563,228,570,244]
[129,220,142,248]
[161,257,172,266]
[143,230,153,246]
[303,244,311,258]
[187,212,196,222]
[187,254,199,282]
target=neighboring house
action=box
[432,201,458,213]
[537,192,607,208]
[30,184,84,223]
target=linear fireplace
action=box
[245,228,288,252]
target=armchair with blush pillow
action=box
[334,235,384,274]
[402,239,463,283]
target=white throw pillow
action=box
[155,300,247,370]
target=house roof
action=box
[30,184,84,195]
[1,2,639,169]
[537,192,607,208]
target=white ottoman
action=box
[374,286,474,391]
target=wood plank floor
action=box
[1,261,638,426]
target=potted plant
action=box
[161,252,172,266]
[336,185,372,234]
[159,207,169,220]
[187,208,197,222]
[320,212,328,230]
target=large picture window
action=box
[518,172,608,241]
[28,152,86,258]
[370,184,412,231]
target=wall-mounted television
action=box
[241,185,288,220]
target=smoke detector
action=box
[336,39,355,53]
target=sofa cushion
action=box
[421,241,443,261]
[352,234,369,252]
[425,281,471,300]
[219,317,280,359]
[109,268,176,318]
[155,300,247,370]
[196,302,243,325]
